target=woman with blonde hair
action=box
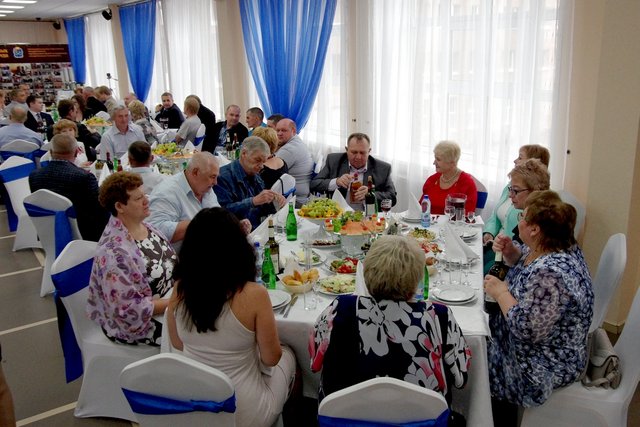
[253,126,288,189]
[421,140,477,214]
[311,235,470,407]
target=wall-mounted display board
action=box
[0,44,75,105]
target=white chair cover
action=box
[0,139,40,162]
[193,124,206,151]
[120,353,236,427]
[53,240,159,421]
[318,377,449,426]
[559,190,586,239]
[521,285,640,427]
[271,173,296,203]
[590,233,626,332]
[0,156,41,251]
[313,149,325,175]
[23,189,82,296]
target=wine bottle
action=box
[484,251,509,313]
[365,176,377,217]
[105,152,114,171]
[267,218,281,273]
[285,202,298,241]
[225,133,233,159]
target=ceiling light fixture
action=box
[0,13,5,17]
[0,10,15,13]
[2,1,38,4]
[0,5,25,8]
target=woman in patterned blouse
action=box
[310,235,471,405]
[485,190,594,426]
[87,172,177,346]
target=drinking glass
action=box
[448,258,462,286]
[303,234,318,310]
[462,260,472,286]
[380,199,392,218]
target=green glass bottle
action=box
[423,264,430,300]
[261,247,277,289]
[285,202,297,241]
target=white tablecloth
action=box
[273,215,493,427]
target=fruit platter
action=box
[298,198,342,221]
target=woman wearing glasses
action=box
[483,158,550,274]
[484,190,593,426]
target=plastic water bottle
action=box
[421,195,431,228]
[254,242,264,286]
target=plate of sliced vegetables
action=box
[318,275,356,295]
[328,257,359,274]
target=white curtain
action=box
[84,13,119,98]
[349,0,571,214]
[145,0,224,116]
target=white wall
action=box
[0,21,67,44]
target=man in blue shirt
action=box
[214,136,285,229]
[0,106,43,149]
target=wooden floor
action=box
[0,203,638,426]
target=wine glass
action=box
[462,260,472,286]
[444,206,455,222]
[380,199,392,218]
[466,211,476,224]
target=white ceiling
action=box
[0,0,129,21]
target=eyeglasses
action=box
[508,186,530,196]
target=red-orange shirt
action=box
[421,171,478,215]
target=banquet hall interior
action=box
[1,0,640,425]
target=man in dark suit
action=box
[82,86,108,115]
[310,132,397,209]
[29,134,109,242]
[203,104,248,153]
[24,95,54,138]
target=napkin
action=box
[443,223,477,263]
[282,256,298,276]
[274,195,297,225]
[406,192,422,219]
[74,150,88,167]
[150,119,163,133]
[151,164,160,174]
[150,140,158,149]
[183,140,195,152]
[249,215,270,244]
[332,190,354,212]
[98,162,112,186]
[448,306,491,336]
[215,153,231,167]
[120,152,129,169]
[354,259,370,297]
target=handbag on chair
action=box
[581,328,621,389]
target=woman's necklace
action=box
[440,168,461,185]
[524,248,548,265]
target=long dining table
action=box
[269,212,494,427]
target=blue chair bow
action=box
[0,162,35,232]
[122,388,236,415]
[0,149,41,162]
[23,203,77,257]
[318,409,450,427]
[51,257,94,382]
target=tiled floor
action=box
[0,203,637,426]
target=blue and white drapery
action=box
[119,0,157,102]
[63,17,87,84]
[239,0,337,131]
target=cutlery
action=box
[283,295,298,318]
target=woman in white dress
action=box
[167,207,296,427]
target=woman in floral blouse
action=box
[87,172,177,346]
[310,235,471,405]
[485,190,594,426]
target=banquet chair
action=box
[590,233,626,332]
[0,156,41,251]
[559,190,585,239]
[0,139,41,162]
[271,173,296,201]
[193,124,206,151]
[520,286,640,427]
[312,148,325,178]
[471,175,488,216]
[120,353,236,427]
[318,377,449,426]
[39,150,51,168]
[52,240,159,421]
[23,189,82,296]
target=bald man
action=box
[0,106,43,148]
[275,118,314,205]
[204,104,249,153]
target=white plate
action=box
[431,294,477,306]
[431,285,476,303]
[461,230,478,240]
[294,251,325,266]
[318,288,353,296]
[402,216,422,223]
[268,289,291,309]
[318,275,356,295]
